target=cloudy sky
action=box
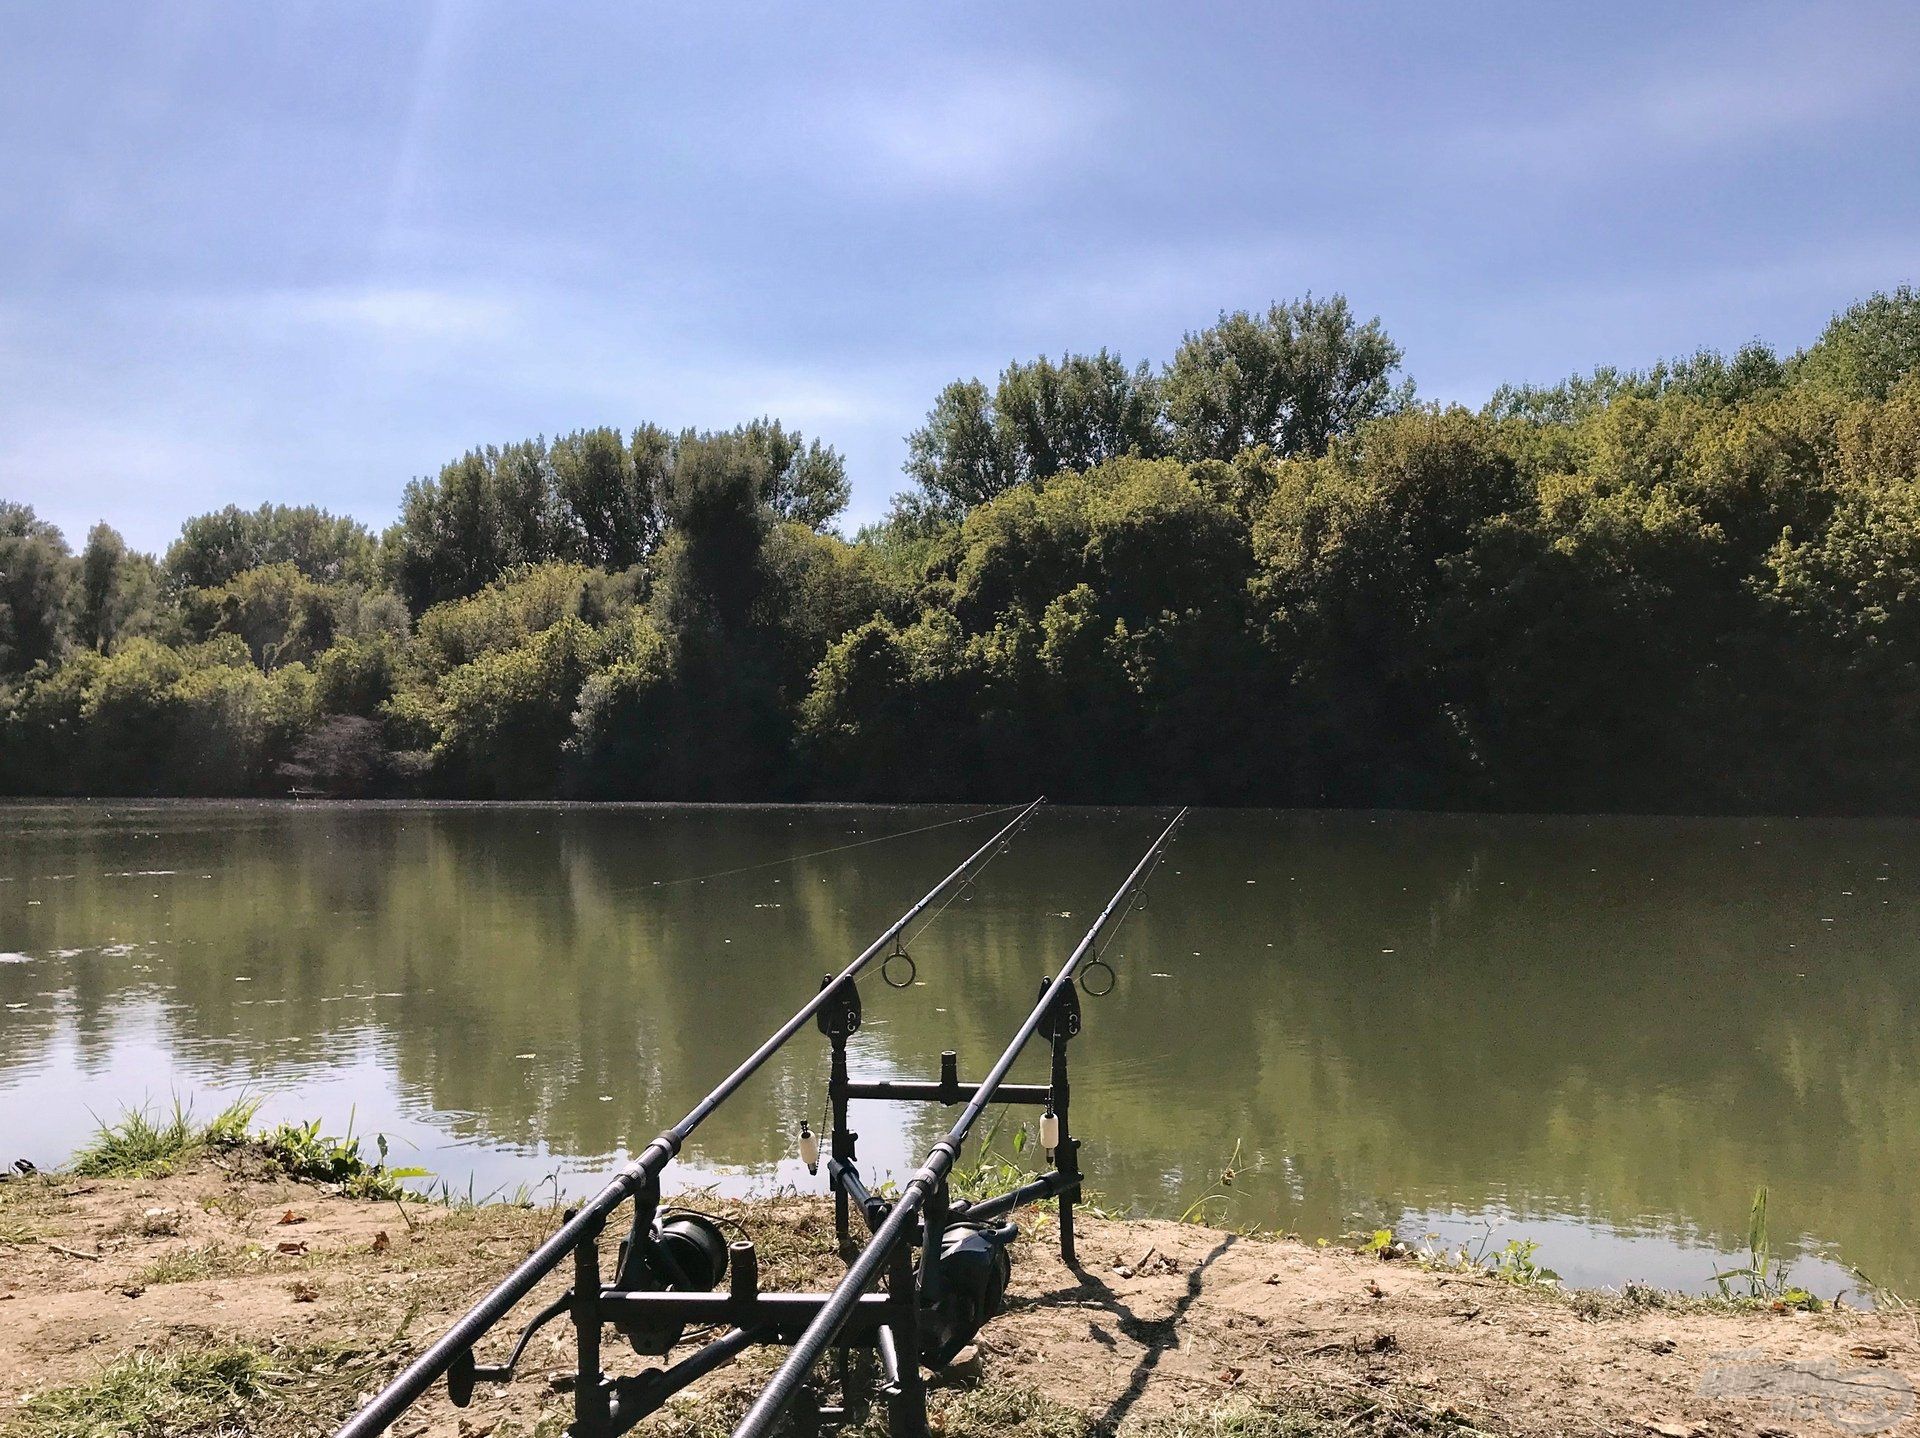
[3,1,1916,552]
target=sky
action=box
[2,1,1917,555]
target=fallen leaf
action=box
[119,1285,144,1299]
[1365,1279,1386,1299]
[370,1230,391,1254]
[1851,1343,1891,1360]
[290,1280,320,1303]
[276,1240,308,1255]
[277,1210,306,1226]
[1218,1366,1244,1386]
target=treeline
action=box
[3,289,1919,811]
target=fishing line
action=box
[646,803,1029,891]
[1078,810,1181,995]
[883,807,1038,984]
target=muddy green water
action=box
[2,801,1914,1298]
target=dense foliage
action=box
[4,288,1919,811]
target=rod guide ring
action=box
[1078,958,1116,997]
[881,947,917,988]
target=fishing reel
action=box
[918,1220,1017,1368]
[613,1209,732,1354]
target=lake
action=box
[2,800,1915,1299]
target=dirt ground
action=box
[2,1157,1915,1437]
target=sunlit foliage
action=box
[4,289,1920,808]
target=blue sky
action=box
[3,1,1916,554]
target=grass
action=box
[69,1098,427,1201]
[131,1241,319,1287]
[1711,1185,1823,1311]
[643,1375,1501,1438]
[68,1097,261,1179]
[0,1172,71,1246]
[1,1339,387,1438]
[5,1342,277,1438]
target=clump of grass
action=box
[255,1120,426,1200]
[6,1341,273,1437]
[69,1097,261,1179]
[1712,1185,1823,1311]
[931,1382,1092,1438]
[5,1339,382,1438]
[1351,1221,1561,1290]
[1176,1139,1263,1226]
[0,1171,70,1246]
[135,1242,272,1286]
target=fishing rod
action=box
[333,797,1044,1438]
[733,807,1188,1438]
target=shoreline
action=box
[3,1139,1915,1438]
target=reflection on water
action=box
[2,801,1915,1298]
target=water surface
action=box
[2,801,1914,1298]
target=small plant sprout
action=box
[1712,1186,1823,1310]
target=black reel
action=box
[917,1220,1017,1368]
[613,1211,731,1354]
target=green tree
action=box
[1251,407,1523,803]
[1487,341,1786,425]
[178,563,341,671]
[75,522,161,653]
[164,503,377,589]
[388,440,568,611]
[1792,286,1920,399]
[413,562,630,676]
[903,351,1163,517]
[549,426,665,571]
[1164,294,1410,461]
[736,418,852,530]
[0,502,74,674]
[432,617,603,797]
[799,611,984,799]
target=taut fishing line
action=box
[1077,808,1181,996]
[646,802,1029,891]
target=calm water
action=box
[2,801,1916,1299]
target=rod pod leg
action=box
[1038,978,1083,1268]
[818,976,862,1252]
[571,1212,609,1437]
[885,1234,927,1438]
[1051,1029,1081,1267]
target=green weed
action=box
[1712,1186,1822,1310]
[69,1096,261,1178]
[256,1120,426,1200]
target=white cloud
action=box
[837,62,1113,192]
[246,285,519,343]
